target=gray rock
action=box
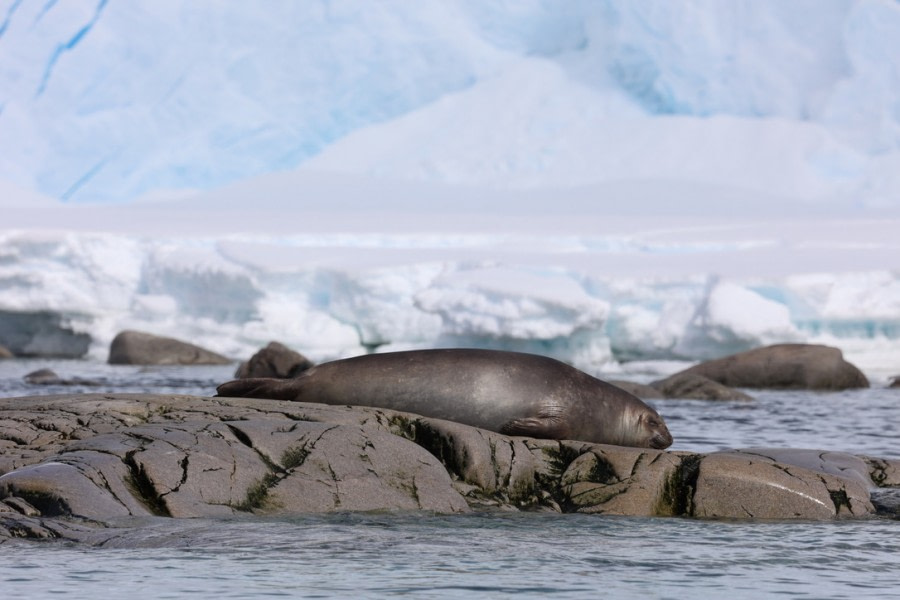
[0,513,83,541]
[0,395,164,476]
[1,496,40,516]
[0,397,468,521]
[391,416,542,507]
[889,375,900,389]
[724,448,875,489]
[861,455,900,487]
[0,459,149,519]
[674,343,868,390]
[558,444,683,516]
[234,341,313,378]
[651,373,754,401]
[108,330,232,365]
[0,345,12,359]
[1,393,898,544]
[258,421,468,514]
[692,452,872,519]
[62,422,267,518]
[607,380,664,399]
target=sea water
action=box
[1,359,898,599]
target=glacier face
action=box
[2,180,899,377]
[1,0,900,203]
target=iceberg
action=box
[2,173,899,377]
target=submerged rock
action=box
[23,369,102,387]
[23,369,60,385]
[673,343,868,390]
[108,330,232,366]
[870,488,900,516]
[234,341,314,378]
[610,375,752,401]
[0,393,897,544]
[651,373,754,401]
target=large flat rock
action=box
[0,393,897,544]
[692,452,872,519]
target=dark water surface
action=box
[1,359,899,598]
[3,513,899,599]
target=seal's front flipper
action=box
[499,416,566,440]
[216,377,293,400]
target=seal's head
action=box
[635,408,673,449]
[580,388,674,449]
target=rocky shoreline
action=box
[1,392,898,545]
[2,337,898,545]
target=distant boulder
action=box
[889,376,900,389]
[0,345,12,359]
[674,343,868,390]
[607,380,664,400]
[651,373,754,401]
[23,368,102,387]
[108,330,231,366]
[23,369,61,385]
[234,341,314,378]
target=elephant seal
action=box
[216,349,673,449]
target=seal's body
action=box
[216,349,673,449]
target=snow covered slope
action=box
[1,1,900,205]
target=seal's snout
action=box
[639,410,673,450]
[650,429,674,450]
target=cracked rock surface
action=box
[0,393,898,543]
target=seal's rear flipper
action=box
[499,416,565,440]
[215,377,292,400]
